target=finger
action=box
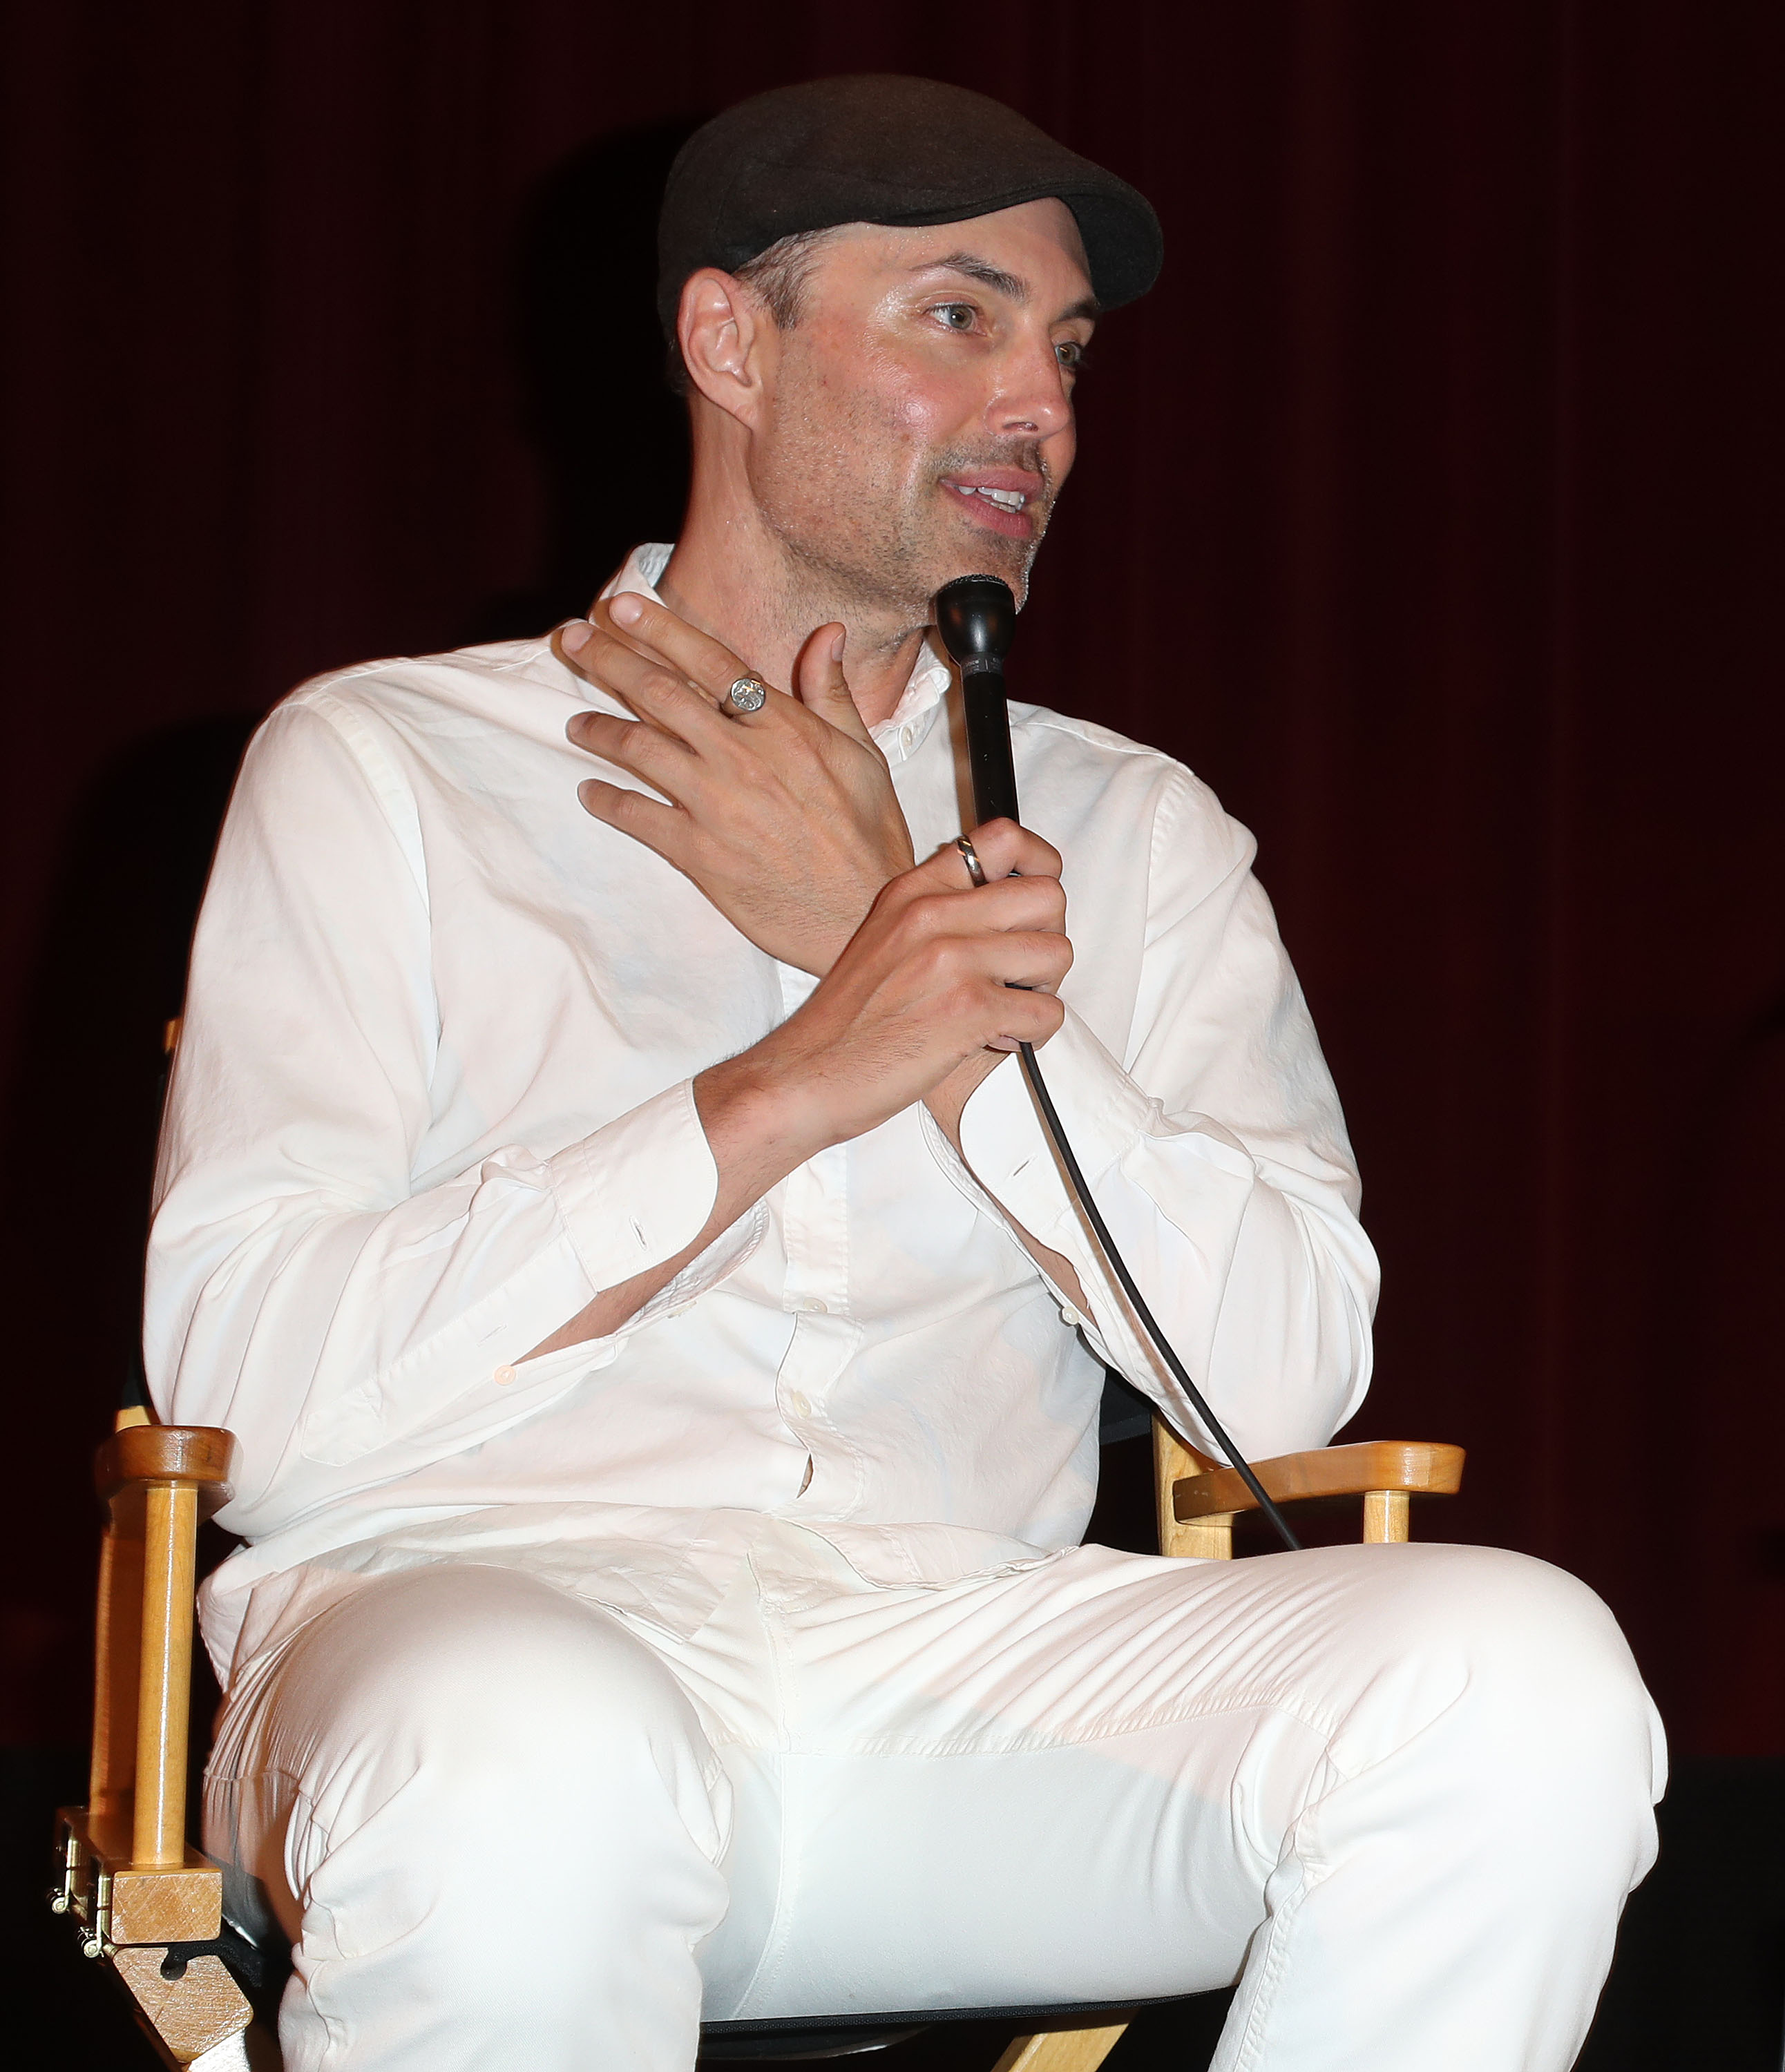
[900,877,1066,943]
[973,926,1074,994]
[565,627,739,747]
[792,624,875,746]
[961,818,1063,882]
[905,823,1063,900]
[575,776,689,861]
[981,985,1068,1053]
[602,592,762,709]
[559,609,734,719]
[568,642,742,767]
[566,709,698,801]
[968,874,1069,936]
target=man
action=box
[147,76,1663,2072]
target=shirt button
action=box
[786,1391,812,1418]
[1059,1306,1080,1329]
[899,725,915,749]
[493,1364,516,1385]
[792,1296,829,1314]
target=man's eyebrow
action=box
[915,251,1030,301]
[911,252,1100,324]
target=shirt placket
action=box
[772,963,859,1497]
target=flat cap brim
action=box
[658,75,1163,337]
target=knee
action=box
[284,1566,720,1847]
[260,1568,731,1998]
[1335,1544,1665,1813]
[1429,1546,1652,1730]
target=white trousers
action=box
[204,1527,1665,2071]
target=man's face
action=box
[745,199,1097,618]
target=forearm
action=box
[524,1052,810,1356]
[542,1046,1100,1365]
[530,906,1082,1362]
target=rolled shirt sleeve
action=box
[954,768,1377,1464]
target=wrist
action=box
[694,1044,828,1188]
[922,1047,1006,1148]
[799,858,908,977]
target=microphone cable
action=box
[935,574,1303,1554]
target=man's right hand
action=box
[695,817,1070,1178]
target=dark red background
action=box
[3,1,1780,1762]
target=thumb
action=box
[792,623,875,745]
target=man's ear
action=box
[678,269,772,427]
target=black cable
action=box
[1015,1040,1303,1553]
[933,573,1304,1555]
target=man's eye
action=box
[1056,340,1087,370]
[933,303,978,332]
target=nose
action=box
[990,329,1074,443]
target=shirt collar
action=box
[598,544,953,765]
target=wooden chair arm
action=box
[50,1418,255,2059]
[1172,1439,1464,1522]
[85,1423,237,1884]
[94,1423,236,1517]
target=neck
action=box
[656,430,932,731]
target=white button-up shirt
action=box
[147,545,1377,1674]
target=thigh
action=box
[724,1537,1652,2020]
[207,1562,729,1940]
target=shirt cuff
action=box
[453,1202,766,1433]
[546,1077,722,1291]
[624,1202,767,1329]
[919,1104,1089,1334]
[957,1009,1255,1254]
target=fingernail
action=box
[829,626,846,663]
[560,620,592,653]
[610,593,643,625]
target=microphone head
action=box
[933,574,1017,673]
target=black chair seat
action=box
[220,1907,1195,2062]
[698,2021,926,2060]
[698,1995,1190,2061]
[216,1919,1193,2062]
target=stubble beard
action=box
[747,378,1054,644]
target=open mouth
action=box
[941,477,1042,539]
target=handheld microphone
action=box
[933,573,1302,1553]
[933,575,1020,825]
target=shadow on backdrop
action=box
[0,716,258,1746]
[3,115,707,1745]
[468,117,703,643]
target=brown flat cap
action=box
[657,75,1163,337]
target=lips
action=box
[941,469,1045,540]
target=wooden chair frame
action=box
[50,1414,253,2066]
[51,1411,1462,2069]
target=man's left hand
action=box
[560,595,915,975]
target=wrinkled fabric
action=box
[206,1522,1665,2071]
[146,544,1377,1679]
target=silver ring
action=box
[955,835,988,887]
[724,675,767,715]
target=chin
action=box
[934,541,1036,611]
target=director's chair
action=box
[50,1394,1463,2069]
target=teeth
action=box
[962,486,1026,510]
